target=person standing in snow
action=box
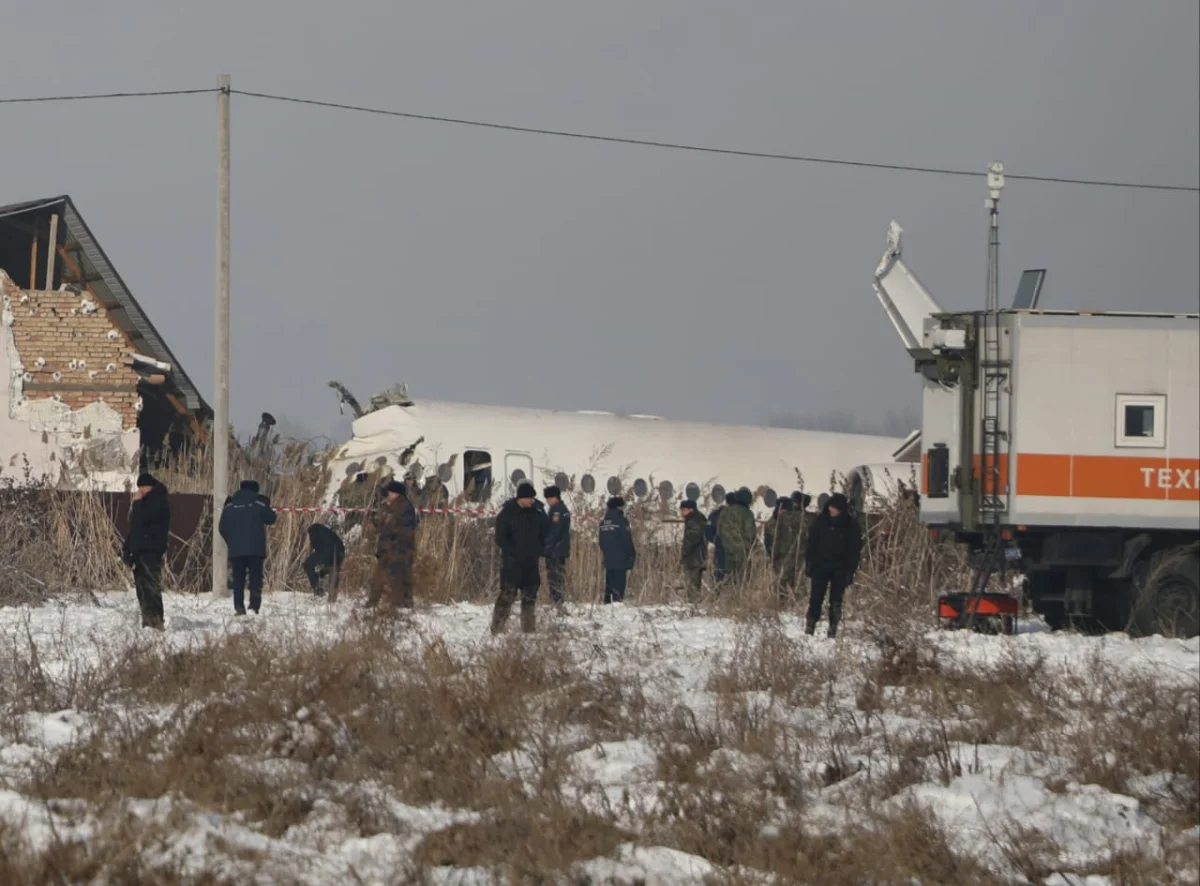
[679,499,708,600]
[123,472,171,630]
[218,479,278,615]
[717,487,757,586]
[368,480,419,611]
[765,498,804,604]
[492,482,550,633]
[804,492,862,638]
[543,485,571,606]
[705,492,734,584]
[598,497,636,604]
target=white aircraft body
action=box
[324,398,919,519]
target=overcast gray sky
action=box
[3,0,1197,443]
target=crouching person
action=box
[492,483,549,633]
[368,480,418,610]
[123,472,170,630]
[304,522,346,599]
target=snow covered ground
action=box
[0,591,1196,885]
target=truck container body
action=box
[917,309,1199,635]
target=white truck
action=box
[871,221,1199,638]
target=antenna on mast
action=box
[985,161,1005,312]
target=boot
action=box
[491,599,513,635]
[805,617,817,636]
[827,607,841,639]
[520,601,536,634]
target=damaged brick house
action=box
[0,195,211,488]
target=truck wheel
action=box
[1132,547,1200,639]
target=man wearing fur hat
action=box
[368,479,419,610]
[598,497,636,603]
[123,472,171,630]
[803,492,862,638]
[542,485,571,606]
[492,482,550,632]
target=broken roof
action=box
[0,195,210,417]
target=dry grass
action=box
[0,607,1194,884]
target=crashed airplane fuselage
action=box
[324,395,915,519]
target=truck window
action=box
[1115,394,1166,448]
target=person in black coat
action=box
[123,473,171,630]
[492,482,550,633]
[598,497,636,604]
[303,523,346,598]
[542,485,571,606]
[218,479,278,615]
[803,492,862,638]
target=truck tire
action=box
[1131,546,1200,639]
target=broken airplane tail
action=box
[872,221,946,362]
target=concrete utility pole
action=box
[213,74,231,597]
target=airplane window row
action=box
[345,449,783,511]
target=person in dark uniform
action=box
[218,480,278,615]
[804,492,862,638]
[303,523,346,598]
[492,482,549,633]
[543,485,571,606]
[598,497,636,604]
[123,472,171,630]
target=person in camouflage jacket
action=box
[765,498,805,603]
[679,499,707,600]
[717,487,757,585]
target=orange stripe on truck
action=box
[1016,454,1199,501]
[948,452,1200,500]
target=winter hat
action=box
[791,491,812,510]
[680,499,697,511]
[136,472,157,488]
[543,485,561,500]
[516,482,537,500]
[735,487,753,507]
[384,480,407,496]
[724,492,736,505]
[778,498,794,511]
[607,496,625,509]
[240,480,260,493]
[827,492,850,512]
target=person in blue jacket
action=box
[598,497,636,604]
[218,479,278,615]
[543,485,571,605]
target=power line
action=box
[0,88,220,104]
[231,89,1200,194]
[2,85,1197,193]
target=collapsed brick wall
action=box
[1,275,140,429]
